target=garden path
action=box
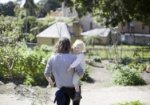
[0,60,150,105]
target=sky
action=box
[0,0,40,4]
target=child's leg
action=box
[73,73,80,92]
[73,73,82,101]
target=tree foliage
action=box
[38,0,61,18]
[0,16,23,45]
[0,43,52,85]
[23,0,37,16]
[44,0,61,12]
[63,0,150,26]
[0,1,15,16]
[0,15,49,44]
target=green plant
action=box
[91,55,101,62]
[81,65,90,81]
[106,63,118,72]
[128,63,147,73]
[120,57,132,65]
[15,44,52,85]
[23,75,35,86]
[0,16,23,45]
[112,65,146,86]
[0,42,52,85]
[113,100,144,105]
[0,45,19,80]
[84,36,102,46]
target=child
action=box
[68,39,86,101]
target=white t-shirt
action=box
[70,53,85,70]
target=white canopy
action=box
[37,22,71,39]
[81,28,111,37]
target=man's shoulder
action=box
[47,54,57,60]
[68,53,77,58]
[61,54,77,60]
[77,53,84,57]
[50,53,76,58]
[49,54,56,58]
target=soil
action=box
[0,60,150,105]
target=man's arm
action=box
[44,76,54,87]
[44,58,54,86]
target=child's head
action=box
[72,39,86,53]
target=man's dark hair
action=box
[55,37,71,53]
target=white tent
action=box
[81,28,111,45]
[37,22,71,45]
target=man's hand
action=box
[49,82,55,87]
[47,82,54,88]
[45,75,55,88]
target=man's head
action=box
[55,37,71,53]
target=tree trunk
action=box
[62,2,65,17]
[24,0,36,16]
[149,24,150,34]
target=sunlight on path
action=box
[81,85,150,105]
[47,85,150,105]
[0,62,150,105]
[0,94,32,105]
[0,85,150,105]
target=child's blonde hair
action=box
[72,39,86,53]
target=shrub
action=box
[128,62,150,73]
[106,63,117,72]
[113,100,144,105]
[83,36,102,46]
[0,43,52,86]
[91,55,101,62]
[81,65,90,81]
[120,57,132,65]
[112,65,146,86]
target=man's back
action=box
[44,53,83,88]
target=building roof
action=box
[81,28,111,37]
[37,22,71,39]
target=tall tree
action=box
[38,0,61,18]
[44,0,61,12]
[62,0,150,27]
[58,0,74,16]
[0,2,15,16]
[23,0,37,16]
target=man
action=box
[44,38,84,105]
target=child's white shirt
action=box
[70,53,85,70]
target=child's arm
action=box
[68,54,84,71]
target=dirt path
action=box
[0,61,150,105]
[81,65,150,105]
[79,62,150,105]
[49,62,150,105]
